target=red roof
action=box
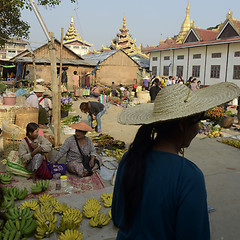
[194,28,217,41]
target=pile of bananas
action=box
[89,212,111,228]
[105,148,126,162]
[83,198,101,218]
[57,207,83,233]
[20,200,39,211]
[222,139,240,148]
[0,173,12,184]
[58,229,83,240]
[101,193,113,208]
[5,206,34,221]
[31,180,50,194]
[34,194,58,239]
[2,216,37,239]
[2,186,28,201]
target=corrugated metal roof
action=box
[14,57,96,66]
[82,50,118,64]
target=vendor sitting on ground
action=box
[18,122,52,182]
[52,121,100,177]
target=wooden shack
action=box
[11,39,95,90]
[83,49,141,86]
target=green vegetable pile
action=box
[60,115,81,125]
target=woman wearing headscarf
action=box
[52,121,100,177]
[112,82,240,239]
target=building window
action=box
[73,46,79,49]
[233,65,240,79]
[234,51,240,57]
[164,56,170,60]
[176,66,183,77]
[152,57,158,61]
[192,65,200,77]
[210,65,221,78]
[212,53,221,58]
[193,54,201,59]
[177,55,184,60]
[163,66,169,76]
[82,46,87,50]
[152,66,157,76]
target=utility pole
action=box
[28,0,60,146]
[27,43,36,88]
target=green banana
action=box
[17,188,28,200]
[8,229,16,240]
[20,217,26,231]
[15,220,20,231]
[31,185,42,194]
[3,230,10,240]
[13,231,21,240]
[22,219,37,237]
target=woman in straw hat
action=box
[112,82,240,239]
[52,121,100,177]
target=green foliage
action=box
[0,0,76,46]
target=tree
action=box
[0,0,76,46]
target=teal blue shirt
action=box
[112,151,210,240]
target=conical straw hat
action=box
[118,82,240,125]
[70,121,94,132]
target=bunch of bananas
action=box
[208,130,224,138]
[57,207,83,233]
[53,202,68,215]
[31,180,50,194]
[35,222,56,239]
[222,139,240,148]
[19,200,39,211]
[83,198,101,218]
[105,148,126,162]
[34,204,55,217]
[0,195,14,209]
[2,186,26,200]
[0,173,12,184]
[2,217,37,239]
[38,193,53,205]
[58,229,83,240]
[101,193,113,207]
[5,206,33,221]
[89,212,111,228]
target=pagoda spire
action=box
[64,16,80,41]
[176,1,192,43]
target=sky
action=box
[21,0,240,50]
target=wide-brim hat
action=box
[33,85,45,93]
[86,72,91,75]
[70,121,94,132]
[118,82,240,125]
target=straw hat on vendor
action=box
[52,121,100,178]
[33,85,45,93]
[70,121,94,132]
[112,82,240,239]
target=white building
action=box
[63,16,92,56]
[145,8,240,87]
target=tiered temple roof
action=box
[63,16,92,47]
[88,17,148,58]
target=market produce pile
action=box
[91,133,126,150]
[60,115,81,125]
[221,138,240,149]
[0,177,113,240]
[199,123,224,138]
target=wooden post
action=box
[48,32,60,146]
[57,28,64,146]
[28,43,37,87]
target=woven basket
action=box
[2,121,26,158]
[0,108,16,126]
[15,107,39,130]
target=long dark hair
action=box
[121,114,204,226]
[26,122,39,136]
[121,124,155,226]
